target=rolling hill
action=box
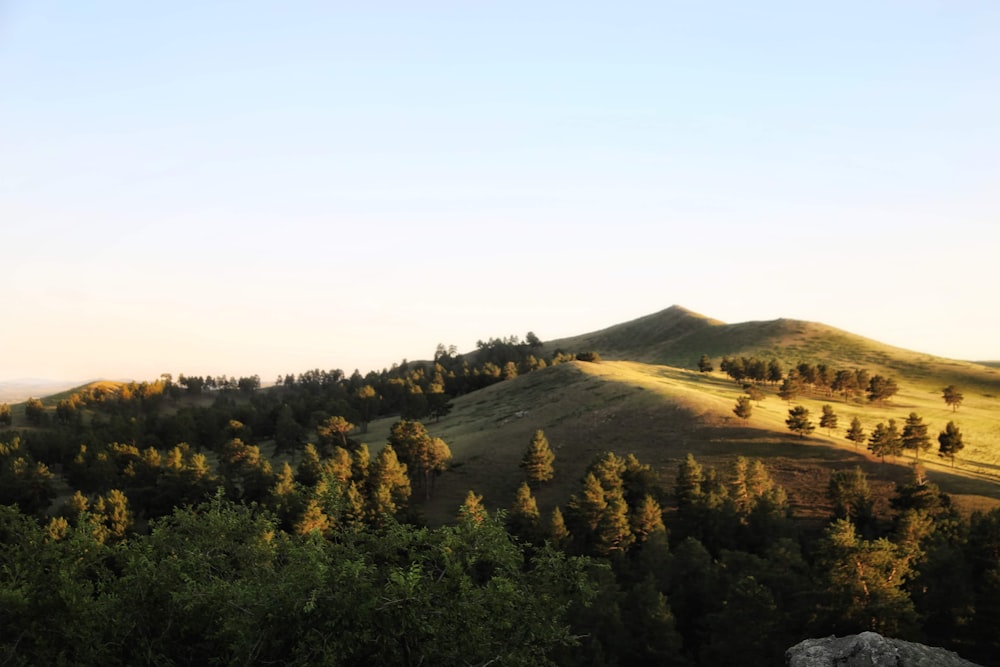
[365,306,1000,524]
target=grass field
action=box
[360,357,1000,525]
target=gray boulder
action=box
[786,631,982,667]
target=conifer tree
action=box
[698,354,714,373]
[369,445,411,518]
[820,404,838,435]
[595,493,633,555]
[938,421,965,467]
[868,420,903,462]
[294,498,330,536]
[902,412,931,459]
[785,406,815,438]
[508,481,541,542]
[296,443,324,487]
[520,429,555,484]
[942,385,964,412]
[846,417,866,449]
[458,490,487,524]
[733,396,753,421]
[630,495,666,542]
[567,472,607,536]
[548,506,571,548]
[269,462,302,529]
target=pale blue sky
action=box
[3,2,999,382]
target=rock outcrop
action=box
[786,631,982,667]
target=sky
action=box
[3,1,999,383]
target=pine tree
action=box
[845,417,866,450]
[942,385,964,412]
[820,404,838,435]
[868,420,903,462]
[733,396,753,421]
[508,481,541,542]
[520,429,555,484]
[595,493,633,555]
[828,466,874,529]
[548,506,571,548]
[938,421,965,467]
[785,406,815,438]
[630,495,666,542]
[369,445,411,519]
[567,472,607,536]
[901,412,931,459]
[458,490,487,524]
[698,354,714,373]
[296,443,324,487]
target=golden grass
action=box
[364,359,1000,525]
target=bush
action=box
[576,351,601,363]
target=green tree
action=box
[733,396,753,421]
[508,481,541,542]
[845,417,866,449]
[819,404,838,435]
[832,370,860,400]
[901,412,931,459]
[828,467,875,531]
[520,429,556,484]
[698,354,714,373]
[24,397,45,426]
[457,490,487,524]
[355,384,379,433]
[767,358,784,384]
[273,404,304,453]
[368,445,411,521]
[744,384,765,405]
[388,420,452,500]
[777,377,799,403]
[548,506,571,548]
[785,406,815,438]
[316,415,354,453]
[938,421,965,467]
[629,495,666,543]
[868,420,903,463]
[0,403,12,426]
[867,375,899,406]
[942,384,964,412]
[816,519,918,636]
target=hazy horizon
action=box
[4,3,998,382]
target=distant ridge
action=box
[0,379,88,405]
[543,305,1000,392]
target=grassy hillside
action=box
[361,357,1000,526]
[545,305,1000,394]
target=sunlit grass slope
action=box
[365,356,1000,526]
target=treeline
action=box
[3,445,1000,665]
[710,355,899,405]
[2,333,581,474]
[500,450,1000,666]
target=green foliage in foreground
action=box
[0,497,593,666]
